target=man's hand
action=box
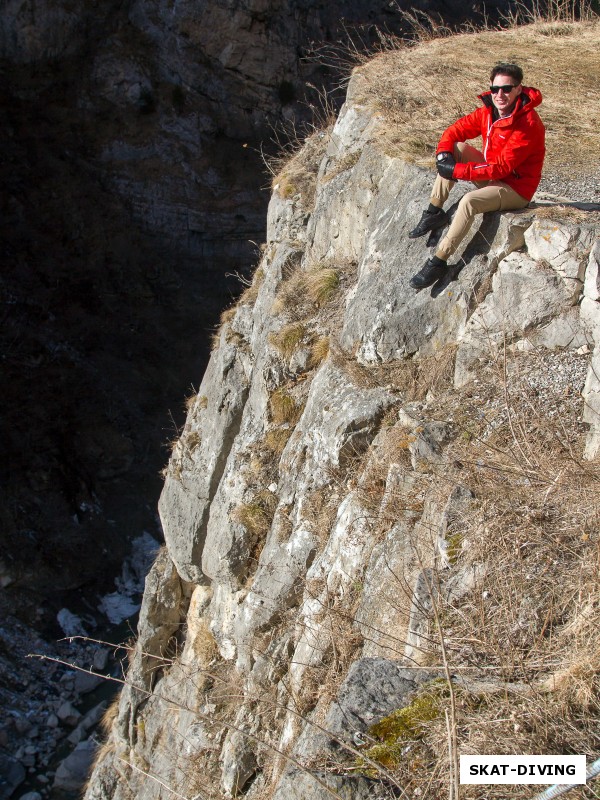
[436,151,456,180]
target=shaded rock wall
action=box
[0,0,513,610]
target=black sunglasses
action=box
[490,83,519,94]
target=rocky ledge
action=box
[84,57,600,800]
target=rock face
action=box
[0,0,511,612]
[83,55,600,800]
[2,2,529,795]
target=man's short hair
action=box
[490,63,523,84]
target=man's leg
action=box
[409,142,486,287]
[410,181,529,289]
[435,182,529,262]
[430,142,485,208]
[409,142,485,239]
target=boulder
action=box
[57,702,82,728]
[0,754,26,800]
[53,739,97,792]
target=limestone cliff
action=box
[1,4,547,794]
[86,25,600,800]
[1,0,508,608]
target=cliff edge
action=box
[85,19,600,800]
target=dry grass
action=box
[503,0,598,24]
[269,388,302,426]
[320,150,361,183]
[163,426,202,482]
[302,486,343,550]
[273,260,347,317]
[233,490,279,541]
[309,335,330,368]
[533,203,600,223]
[282,343,599,797]
[354,19,600,177]
[331,341,456,400]
[220,306,237,325]
[100,694,121,735]
[271,128,332,211]
[239,266,265,306]
[268,322,307,360]
[363,351,600,797]
[272,269,308,316]
[263,427,293,456]
[305,267,340,307]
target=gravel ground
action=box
[466,350,591,443]
[507,349,590,415]
[535,169,600,205]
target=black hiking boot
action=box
[408,207,449,239]
[409,256,447,289]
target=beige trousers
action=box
[430,142,529,261]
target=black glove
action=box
[436,151,456,180]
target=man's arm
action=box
[436,108,486,155]
[452,129,539,183]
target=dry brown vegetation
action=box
[270,128,333,210]
[314,345,600,799]
[352,17,599,178]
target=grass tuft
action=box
[305,267,340,306]
[269,388,301,425]
[268,322,306,360]
[234,490,278,540]
[264,427,293,456]
[309,335,330,368]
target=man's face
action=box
[490,73,522,115]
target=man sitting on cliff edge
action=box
[408,62,545,289]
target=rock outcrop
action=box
[2,3,537,795]
[84,42,600,800]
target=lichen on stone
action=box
[357,681,446,772]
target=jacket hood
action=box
[479,85,543,113]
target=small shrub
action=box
[306,267,340,306]
[269,388,301,425]
[234,490,278,539]
[269,322,306,359]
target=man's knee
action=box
[454,142,469,159]
[459,189,501,216]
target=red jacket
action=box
[436,87,545,201]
